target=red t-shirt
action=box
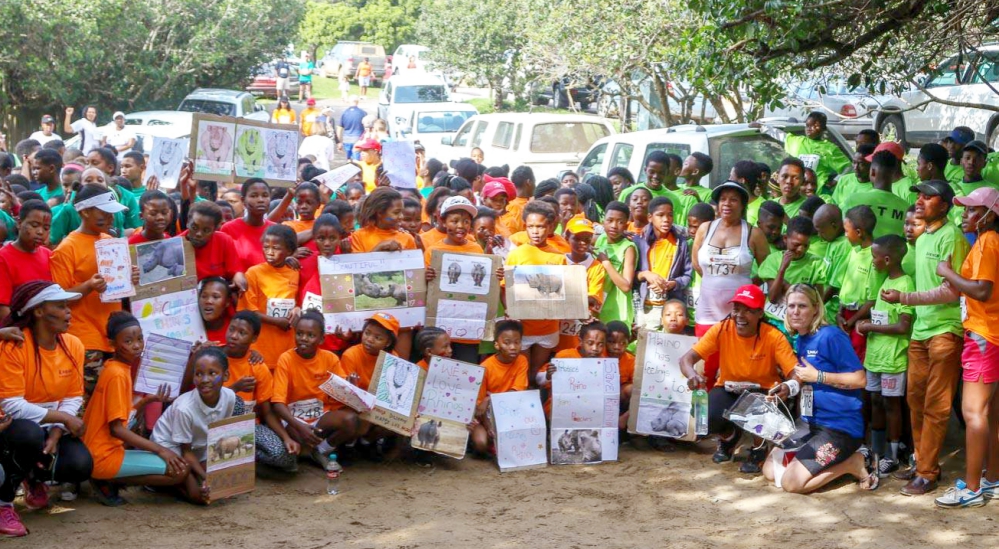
[127,231,157,245]
[0,243,52,306]
[219,218,274,272]
[204,317,231,346]
[180,230,242,281]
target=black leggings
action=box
[708,387,741,436]
[0,419,93,502]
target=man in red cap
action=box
[354,138,382,191]
[678,284,799,473]
[299,98,320,137]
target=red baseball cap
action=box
[355,138,382,152]
[483,174,516,199]
[481,181,508,199]
[864,141,904,162]
[729,284,765,310]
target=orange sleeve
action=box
[253,363,275,403]
[104,370,132,423]
[271,352,290,404]
[511,356,529,392]
[690,322,723,361]
[348,230,371,253]
[619,353,636,386]
[0,341,26,399]
[238,269,262,313]
[324,351,344,377]
[586,261,606,304]
[967,233,999,283]
[770,330,799,377]
[50,239,78,290]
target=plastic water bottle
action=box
[325,453,342,495]
[693,389,709,436]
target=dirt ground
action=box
[8,430,993,549]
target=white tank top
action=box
[696,219,754,324]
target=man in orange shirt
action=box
[299,98,321,137]
[679,284,797,472]
[354,57,374,97]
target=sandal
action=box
[859,469,880,491]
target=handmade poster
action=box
[234,124,266,179]
[95,238,135,302]
[134,333,193,395]
[359,352,426,436]
[314,163,361,193]
[129,237,198,300]
[191,114,235,181]
[410,356,485,459]
[490,390,547,472]
[318,251,426,332]
[627,332,700,441]
[262,126,299,184]
[505,264,588,320]
[206,413,256,502]
[381,140,417,188]
[319,373,376,412]
[144,136,189,190]
[550,358,619,464]
[426,250,501,340]
[132,288,207,343]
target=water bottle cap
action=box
[329,453,337,459]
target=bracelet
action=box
[817,371,825,384]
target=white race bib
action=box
[800,385,813,417]
[870,309,889,326]
[799,154,820,171]
[706,248,739,276]
[289,398,323,425]
[302,292,323,314]
[764,299,788,320]
[267,298,296,319]
[559,320,582,337]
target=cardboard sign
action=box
[359,352,426,436]
[314,163,361,193]
[490,390,547,472]
[134,334,192,396]
[381,140,417,188]
[410,356,485,459]
[129,237,198,301]
[550,358,619,464]
[426,250,501,341]
[145,136,189,190]
[627,332,700,441]
[318,251,426,333]
[95,238,135,302]
[132,288,207,343]
[319,373,376,412]
[505,264,589,320]
[190,113,300,187]
[206,413,256,502]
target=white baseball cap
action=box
[18,284,82,316]
[112,111,125,120]
[74,191,128,214]
[439,196,477,218]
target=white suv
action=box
[874,45,999,149]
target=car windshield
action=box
[177,99,236,117]
[416,111,474,132]
[395,85,447,103]
[530,122,611,154]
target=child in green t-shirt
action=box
[838,205,886,361]
[594,201,637,326]
[902,205,925,277]
[684,203,715,326]
[678,152,713,203]
[813,204,852,322]
[758,216,828,334]
[856,235,914,476]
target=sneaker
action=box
[739,447,768,474]
[981,477,999,500]
[935,481,985,508]
[22,481,49,510]
[310,448,331,469]
[59,482,78,502]
[0,506,27,537]
[89,480,126,507]
[878,457,899,478]
[712,434,739,464]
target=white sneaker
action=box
[981,477,999,500]
[935,481,985,508]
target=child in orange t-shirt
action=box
[606,321,637,429]
[237,224,301,369]
[282,182,321,248]
[555,217,606,352]
[471,320,528,455]
[84,312,188,506]
[272,311,355,468]
[414,327,452,371]
[400,196,425,251]
[539,322,607,418]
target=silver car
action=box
[318,41,387,82]
[763,80,878,139]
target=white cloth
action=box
[70,118,102,154]
[695,219,754,324]
[298,135,337,171]
[104,125,136,158]
[151,387,236,462]
[28,131,62,146]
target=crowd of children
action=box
[1,111,999,537]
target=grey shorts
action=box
[359,76,371,87]
[865,370,906,397]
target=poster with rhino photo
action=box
[359,352,427,436]
[410,356,485,459]
[505,264,589,320]
[627,332,700,441]
[550,358,619,464]
[129,236,198,300]
[206,413,256,502]
[490,390,547,472]
[426,250,502,341]
[318,251,426,333]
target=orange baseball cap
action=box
[565,217,595,235]
[368,312,400,336]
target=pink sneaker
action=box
[0,506,27,537]
[22,481,49,510]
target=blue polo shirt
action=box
[340,106,367,142]
[797,325,864,439]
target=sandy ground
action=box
[7,428,993,549]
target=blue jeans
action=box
[343,142,356,160]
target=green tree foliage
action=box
[0,0,304,128]
[298,0,424,59]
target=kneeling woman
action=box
[765,284,877,493]
[0,282,95,537]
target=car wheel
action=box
[553,87,567,109]
[878,114,907,150]
[578,101,589,112]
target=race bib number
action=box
[706,247,740,276]
[687,285,700,309]
[764,299,787,320]
[267,298,295,319]
[869,309,889,326]
[302,292,323,314]
[799,154,820,171]
[559,320,582,337]
[961,296,968,322]
[800,385,813,417]
[289,398,323,425]
[278,67,289,78]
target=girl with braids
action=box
[678,284,797,475]
[83,312,189,507]
[0,281,94,537]
[349,187,417,253]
